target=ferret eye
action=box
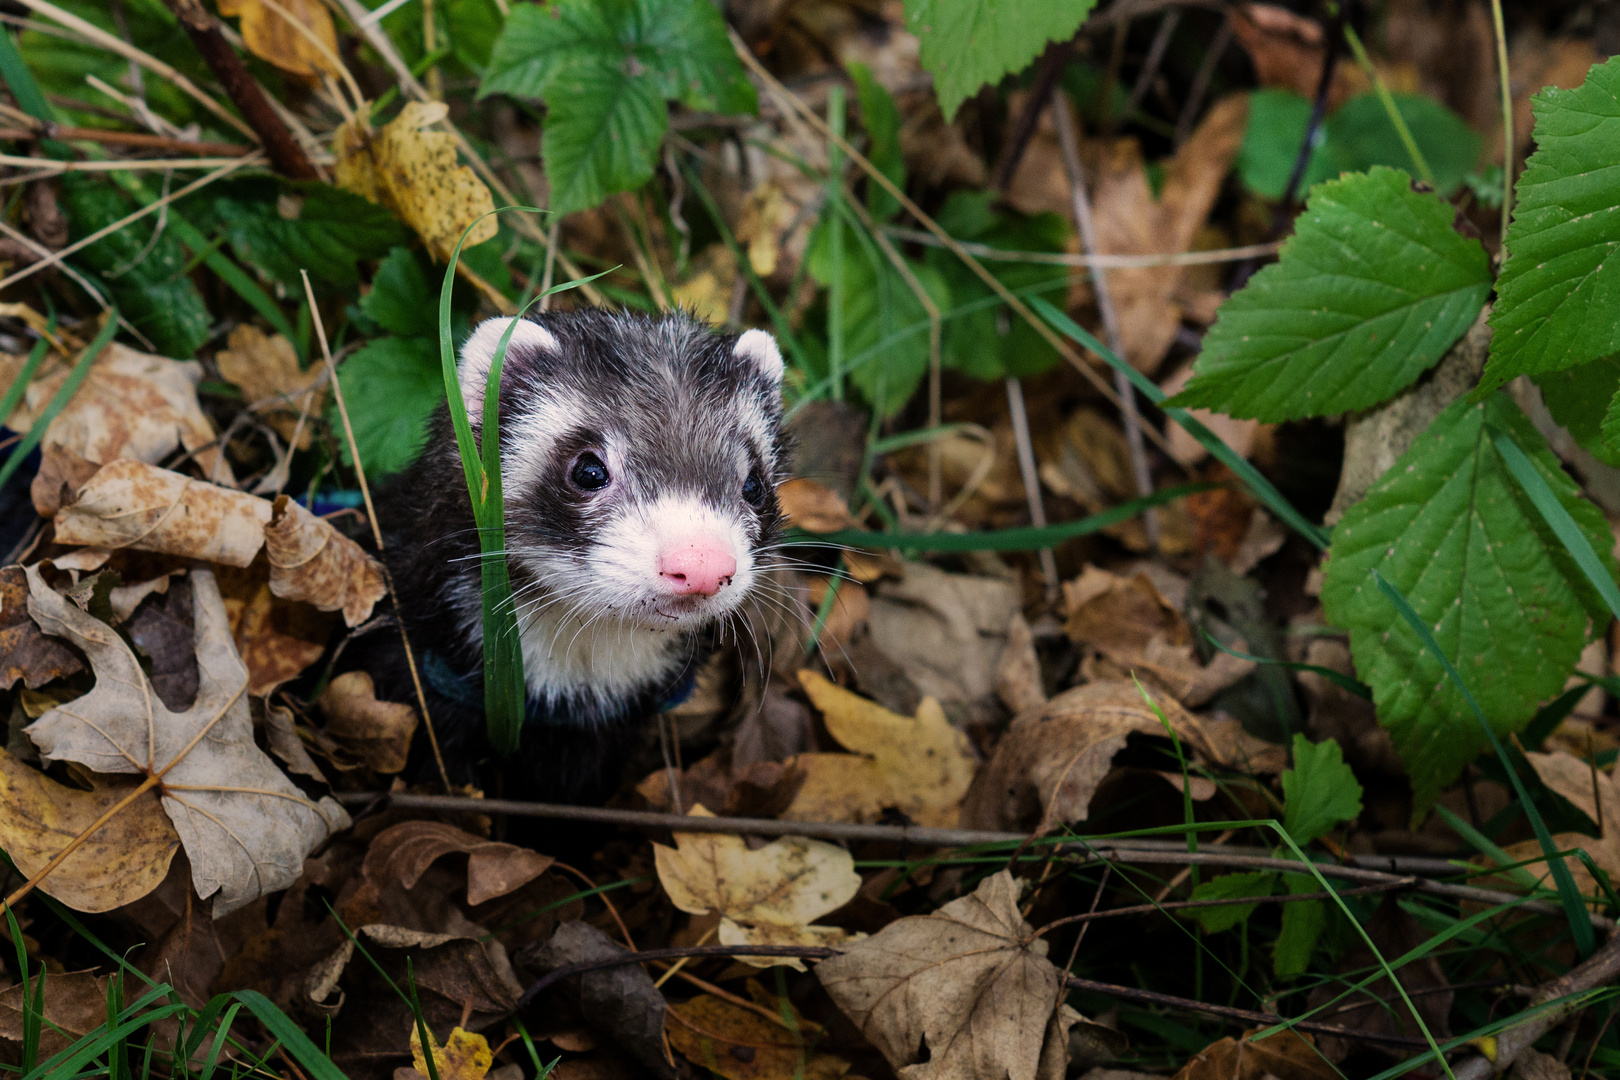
[741,472,765,506]
[570,452,610,491]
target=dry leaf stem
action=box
[1005,375,1060,600]
[0,124,247,155]
[300,270,451,793]
[1050,88,1159,550]
[0,774,159,920]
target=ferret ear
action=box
[458,317,558,416]
[734,328,784,385]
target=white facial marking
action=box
[734,328,784,384]
[459,317,559,415]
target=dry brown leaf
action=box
[411,1025,494,1080]
[317,671,419,775]
[806,577,869,655]
[1172,1027,1337,1080]
[1229,4,1366,108]
[777,478,855,532]
[0,747,179,912]
[12,341,232,485]
[1159,364,1263,468]
[223,575,330,696]
[735,182,793,277]
[335,101,498,263]
[960,680,1209,833]
[784,669,975,828]
[1524,750,1618,836]
[0,565,83,690]
[670,243,738,326]
[54,459,272,567]
[362,820,552,907]
[30,442,101,518]
[996,612,1047,715]
[816,870,1077,1080]
[1064,565,1189,654]
[218,0,341,79]
[214,324,325,449]
[0,971,108,1060]
[654,806,862,968]
[23,566,349,915]
[667,991,849,1080]
[266,495,387,626]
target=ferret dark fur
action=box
[362,309,788,804]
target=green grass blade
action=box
[232,991,348,1080]
[1373,569,1597,956]
[1492,424,1620,620]
[1030,295,1331,549]
[23,1003,188,1080]
[0,310,119,491]
[1434,805,1543,892]
[0,331,52,435]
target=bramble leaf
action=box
[332,336,444,475]
[1273,874,1325,978]
[1322,395,1614,814]
[361,247,436,338]
[208,179,408,291]
[1184,872,1275,934]
[903,0,1099,122]
[1168,167,1490,421]
[1534,357,1620,468]
[1479,55,1620,392]
[1282,734,1363,846]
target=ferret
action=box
[365,309,789,803]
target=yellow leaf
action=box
[334,102,498,263]
[783,670,975,827]
[410,1025,493,1080]
[654,806,862,969]
[217,0,341,79]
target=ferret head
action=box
[454,311,787,649]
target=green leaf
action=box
[1282,734,1363,845]
[1168,166,1490,421]
[850,62,904,221]
[61,175,211,358]
[925,192,1068,380]
[1236,89,1332,200]
[1273,874,1326,977]
[209,179,408,291]
[332,336,445,476]
[1321,394,1614,813]
[1184,872,1276,934]
[903,0,1099,121]
[479,0,753,215]
[1535,357,1620,468]
[362,247,436,338]
[1480,56,1620,393]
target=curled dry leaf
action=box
[783,670,975,828]
[222,573,330,696]
[334,101,498,264]
[654,805,862,969]
[30,442,101,518]
[217,0,341,79]
[0,565,83,690]
[776,478,856,532]
[667,990,849,1080]
[361,820,553,907]
[317,671,419,775]
[24,567,349,915]
[266,495,387,626]
[959,679,1209,834]
[54,460,272,567]
[214,324,325,449]
[816,870,1077,1080]
[0,747,179,912]
[11,341,232,486]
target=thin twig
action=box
[1174,13,1231,145]
[1050,88,1158,550]
[300,270,452,794]
[1006,376,1060,601]
[1035,878,1418,938]
[0,154,257,172]
[990,39,1074,193]
[0,125,247,155]
[879,227,1282,268]
[1125,9,1182,118]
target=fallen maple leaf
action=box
[265,495,387,626]
[815,870,1078,1080]
[217,0,341,79]
[214,324,325,450]
[654,806,862,969]
[0,748,178,912]
[334,101,498,263]
[23,566,348,915]
[782,670,975,828]
[54,459,272,567]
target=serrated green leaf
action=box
[1322,394,1613,813]
[1480,55,1620,392]
[332,336,445,475]
[479,0,752,215]
[1169,166,1490,421]
[850,62,904,221]
[1534,357,1620,468]
[61,175,211,358]
[1282,734,1363,845]
[1184,872,1276,934]
[1273,874,1326,977]
[362,247,436,338]
[903,0,1099,121]
[209,179,408,291]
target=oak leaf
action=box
[23,566,349,915]
[783,670,975,827]
[266,495,387,626]
[815,870,1078,1080]
[653,806,861,969]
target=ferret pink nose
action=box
[658,541,737,596]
